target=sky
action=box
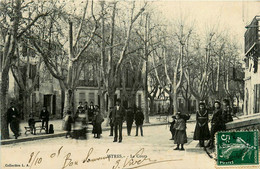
[151,0,260,52]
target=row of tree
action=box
[0,0,244,139]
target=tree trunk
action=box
[22,93,31,120]
[61,88,65,118]
[169,95,173,115]
[64,88,74,116]
[173,88,178,115]
[59,80,66,118]
[149,97,154,115]
[1,68,10,139]
[1,0,21,139]
[142,61,149,123]
[105,94,115,126]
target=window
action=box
[89,93,95,104]
[254,84,260,113]
[79,93,86,103]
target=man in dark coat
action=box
[207,100,223,149]
[193,101,210,147]
[222,99,233,128]
[7,102,20,139]
[135,107,144,136]
[40,106,50,134]
[126,107,134,136]
[112,100,125,143]
[88,101,95,123]
[169,115,176,140]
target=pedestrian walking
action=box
[109,107,114,136]
[7,102,20,139]
[169,115,176,140]
[40,106,49,134]
[193,101,210,147]
[126,107,134,136]
[206,100,223,149]
[64,110,73,138]
[112,99,125,143]
[135,107,144,136]
[73,106,87,140]
[173,112,187,151]
[92,106,104,139]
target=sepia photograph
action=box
[0,0,260,168]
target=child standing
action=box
[173,112,187,151]
[64,110,73,138]
[28,114,36,135]
[169,115,176,140]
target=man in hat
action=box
[135,107,144,136]
[207,100,223,149]
[88,101,95,122]
[40,106,49,134]
[111,99,125,143]
[222,99,233,126]
[7,102,20,139]
[193,101,210,147]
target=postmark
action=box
[216,131,259,167]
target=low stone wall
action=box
[226,114,260,144]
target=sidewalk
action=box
[1,114,196,145]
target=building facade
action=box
[244,15,260,115]
[226,15,260,144]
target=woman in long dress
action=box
[193,101,210,147]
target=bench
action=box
[24,120,47,135]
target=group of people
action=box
[28,106,50,135]
[7,102,50,139]
[169,99,233,151]
[63,101,101,140]
[108,100,145,143]
[194,99,233,149]
[169,112,190,150]
[63,99,145,143]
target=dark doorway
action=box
[44,95,52,113]
[52,95,56,115]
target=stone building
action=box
[227,15,260,144]
[74,64,145,113]
[244,15,260,115]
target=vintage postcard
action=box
[1,0,260,169]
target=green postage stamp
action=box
[216,131,259,166]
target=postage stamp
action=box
[216,131,259,166]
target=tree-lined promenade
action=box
[0,0,244,139]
